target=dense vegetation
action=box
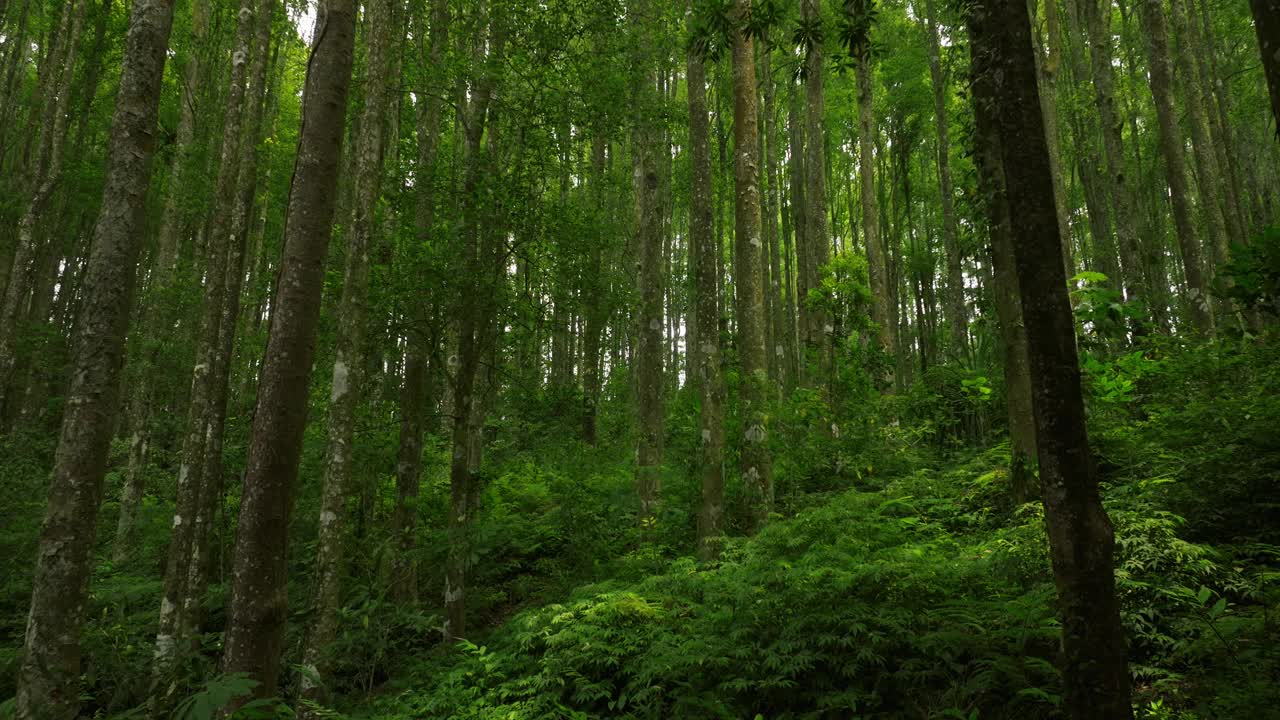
[0,0,1278,718]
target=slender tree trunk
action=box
[581,132,607,443]
[1029,0,1074,277]
[391,0,448,603]
[220,0,358,700]
[732,0,773,533]
[152,0,258,700]
[969,1,1132,715]
[688,43,725,560]
[1138,0,1214,333]
[300,0,395,709]
[802,0,832,385]
[15,2,174,717]
[631,0,664,534]
[445,16,504,642]
[786,82,806,383]
[923,0,968,360]
[856,51,893,367]
[972,80,1037,504]
[762,50,790,392]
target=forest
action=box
[0,0,1279,717]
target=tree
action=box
[632,0,665,533]
[801,0,833,384]
[15,0,175,716]
[846,0,894,368]
[688,25,726,559]
[152,0,259,697]
[301,0,397,708]
[220,0,358,699]
[732,0,774,532]
[968,0,1132,715]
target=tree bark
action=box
[152,0,258,700]
[971,74,1038,504]
[856,51,893,367]
[969,0,1132,716]
[733,0,773,533]
[220,0,357,700]
[300,0,395,708]
[802,0,832,384]
[688,42,725,560]
[631,0,664,535]
[15,1,174,717]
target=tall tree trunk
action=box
[923,0,968,360]
[762,50,791,392]
[300,0,395,708]
[444,15,504,643]
[732,0,773,533]
[802,0,832,385]
[786,81,807,383]
[688,42,725,560]
[15,1,174,717]
[581,132,607,443]
[631,0,664,534]
[1137,0,1214,333]
[220,0,357,700]
[969,0,1132,716]
[152,0,258,699]
[391,0,449,604]
[1061,0,1119,287]
[855,49,893,367]
[186,0,277,620]
[972,78,1037,505]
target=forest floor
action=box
[2,338,1280,719]
[353,338,1280,720]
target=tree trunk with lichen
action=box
[733,0,773,533]
[631,0,664,536]
[15,1,174,717]
[219,0,357,701]
[688,42,725,560]
[969,0,1132,715]
[151,2,257,706]
[971,66,1037,505]
[299,0,395,709]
